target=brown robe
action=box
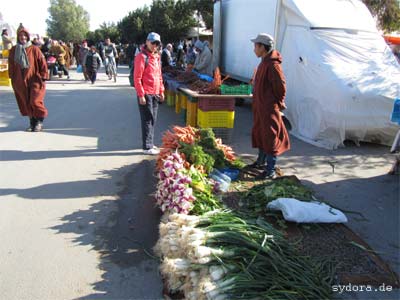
[8,44,48,118]
[252,50,290,156]
[62,44,72,69]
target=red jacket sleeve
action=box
[159,58,164,95]
[134,53,146,97]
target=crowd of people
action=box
[4,24,289,180]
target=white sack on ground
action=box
[267,198,348,223]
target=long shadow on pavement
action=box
[49,160,163,299]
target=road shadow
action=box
[0,81,183,156]
[49,160,163,299]
[0,148,143,162]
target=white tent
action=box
[279,0,400,149]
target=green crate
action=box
[220,84,252,95]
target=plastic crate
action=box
[220,84,252,95]
[0,69,9,79]
[1,50,10,58]
[197,109,235,128]
[175,93,181,114]
[186,101,198,127]
[181,108,187,123]
[0,78,11,87]
[212,127,234,144]
[391,98,400,125]
[179,93,188,109]
[198,97,235,111]
[166,90,175,106]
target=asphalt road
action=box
[0,67,165,300]
[0,65,398,300]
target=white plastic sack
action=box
[267,198,347,223]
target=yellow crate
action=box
[197,109,235,128]
[175,92,181,114]
[0,78,11,86]
[0,69,9,79]
[186,101,198,127]
[1,50,10,58]
[179,93,187,109]
[165,90,175,106]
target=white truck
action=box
[213,0,400,149]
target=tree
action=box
[118,6,151,44]
[46,0,90,41]
[117,0,197,44]
[148,0,197,42]
[88,22,120,42]
[189,0,214,30]
[363,0,400,32]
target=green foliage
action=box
[239,179,314,214]
[46,0,89,41]
[118,0,197,44]
[148,0,197,42]
[86,22,120,44]
[117,6,151,43]
[179,142,215,173]
[363,0,400,32]
[188,0,214,30]
[197,129,227,169]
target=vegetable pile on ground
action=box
[236,177,314,214]
[152,126,337,299]
[154,209,335,300]
[155,126,242,215]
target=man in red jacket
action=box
[134,32,165,155]
[250,33,290,179]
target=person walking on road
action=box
[102,37,118,79]
[78,40,90,81]
[49,40,70,79]
[8,26,48,132]
[249,33,290,179]
[83,46,101,84]
[2,28,13,58]
[134,32,165,155]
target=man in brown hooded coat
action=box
[8,26,48,132]
[250,33,290,179]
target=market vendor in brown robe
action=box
[250,33,290,179]
[8,26,48,132]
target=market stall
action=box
[162,69,252,143]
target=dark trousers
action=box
[86,69,97,83]
[138,95,159,150]
[59,64,69,76]
[256,148,277,174]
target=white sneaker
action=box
[143,148,160,155]
[153,146,159,150]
